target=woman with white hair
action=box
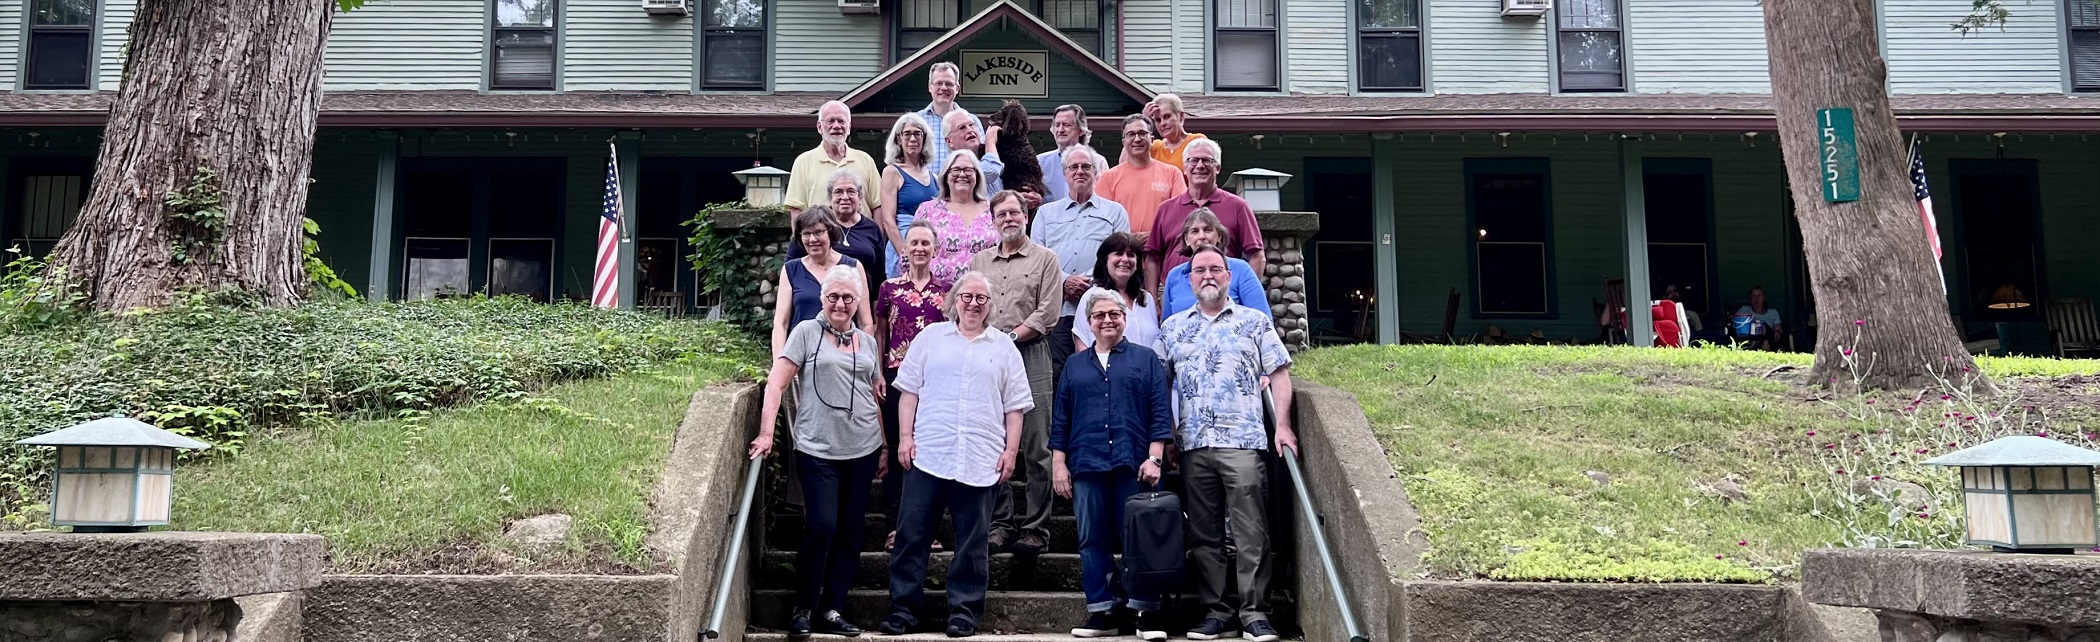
[751,264,886,640]
[789,167,889,293]
[878,113,938,277]
[912,149,1001,284]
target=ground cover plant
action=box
[1292,341,2100,583]
[0,292,761,554]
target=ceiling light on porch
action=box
[1478,228,1489,240]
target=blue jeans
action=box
[888,467,997,628]
[795,451,880,613]
[1073,469,1161,613]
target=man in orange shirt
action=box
[1097,114,1186,246]
[1146,94,1207,171]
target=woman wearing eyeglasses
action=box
[914,149,1001,284]
[773,206,876,358]
[752,264,888,640]
[878,113,938,277]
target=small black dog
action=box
[988,100,1046,198]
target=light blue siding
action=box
[1288,0,1351,93]
[1626,0,1771,93]
[0,0,19,89]
[565,0,691,91]
[326,0,487,90]
[1428,0,1549,93]
[1884,0,2061,93]
[1121,0,1176,88]
[771,1,881,92]
[96,0,132,91]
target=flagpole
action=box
[609,140,631,245]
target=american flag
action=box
[593,143,624,308]
[1909,142,1946,292]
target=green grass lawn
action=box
[1293,344,2100,583]
[170,357,744,574]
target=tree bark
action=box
[52,0,332,311]
[1763,0,1986,390]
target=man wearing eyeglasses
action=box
[1030,144,1129,383]
[966,190,1064,557]
[1144,137,1264,297]
[784,100,883,216]
[1098,113,1185,250]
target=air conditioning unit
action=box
[838,0,880,15]
[642,0,690,17]
[1501,0,1548,17]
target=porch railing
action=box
[701,453,766,639]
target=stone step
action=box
[745,634,1105,641]
[747,590,1298,637]
[757,551,1119,592]
[765,514,1082,555]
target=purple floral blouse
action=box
[877,276,953,369]
[912,199,1000,285]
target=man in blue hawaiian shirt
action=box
[1156,245,1294,642]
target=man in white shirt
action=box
[883,271,1032,639]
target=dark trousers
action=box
[888,467,997,628]
[794,451,880,614]
[1073,469,1163,613]
[992,339,1054,541]
[1049,315,1077,382]
[880,366,904,525]
[1183,448,1273,625]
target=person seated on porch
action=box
[1731,286,1786,350]
[915,149,1001,285]
[1159,208,1271,321]
[783,100,883,217]
[789,168,888,295]
[773,206,875,357]
[1651,285,1689,348]
[1145,94,1208,172]
[879,113,938,277]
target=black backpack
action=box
[1122,489,1185,595]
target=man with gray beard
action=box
[965,190,1062,556]
[1156,245,1294,642]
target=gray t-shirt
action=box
[784,319,884,460]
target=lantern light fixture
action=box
[732,165,792,208]
[1925,435,2100,554]
[1227,167,1292,212]
[16,417,210,533]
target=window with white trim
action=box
[1555,0,1623,92]
[26,0,95,90]
[701,0,766,89]
[1356,0,1422,91]
[491,0,558,90]
[893,0,1106,61]
[1215,0,1280,91]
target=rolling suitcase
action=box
[1122,487,1186,596]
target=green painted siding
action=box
[1428,0,1548,93]
[326,0,486,90]
[859,26,1146,115]
[1885,0,2062,93]
[565,0,692,91]
[1916,136,2100,309]
[95,0,131,91]
[306,135,385,294]
[772,1,882,92]
[1626,0,1771,93]
[1287,0,1351,94]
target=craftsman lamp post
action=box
[733,165,791,208]
[16,417,210,533]
[1924,435,2100,554]
[1228,168,1292,211]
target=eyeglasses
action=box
[799,230,830,240]
[1123,131,1153,140]
[830,187,862,197]
[1185,157,1220,166]
[899,131,925,139]
[1064,164,1096,173]
[824,293,858,304]
[1088,310,1126,321]
[956,293,992,304]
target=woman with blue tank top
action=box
[773,206,876,357]
[878,113,939,276]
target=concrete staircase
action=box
[745,479,1298,640]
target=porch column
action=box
[366,132,399,301]
[616,131,642,310]
[1619,135,1654,347]
[1371,133,1400,344]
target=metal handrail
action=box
[1266,387,1371,642]
[701,453,766,639]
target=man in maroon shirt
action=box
[1142,138,1266,297]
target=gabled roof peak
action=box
[837,0,1154,109]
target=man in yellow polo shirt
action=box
[785,100,884,216]
[1146,93,1208,171]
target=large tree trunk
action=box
[52,0,332,311]
[1763,0,1985,391]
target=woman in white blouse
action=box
[1073,232,1160,356]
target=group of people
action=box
[752,63,1292,642]
[1649,284,1787,349]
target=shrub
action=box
[0,296,760,523]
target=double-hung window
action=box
[700,0,766,89]
[894,0,1104,62]
[26,0,95,90]
[1041,0,1104,56]
[2069,0,2100,90]
[1466,159,1554,316]
[1555,0,1623,92]
[1356,0,1422,91]
[491,0,558,90]
[1215,0,1280,90]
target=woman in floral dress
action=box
[912,149,999,284]
[874,220,952,549]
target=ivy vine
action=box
[685,201,788,336]
[304,218,358,299]
[164,165,228,266]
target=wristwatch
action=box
[1147,455,1164,466]
[1007,330,1019,342]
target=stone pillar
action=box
[1258,211,1321,352]
[0,532,323,642]
[710,209,791,320]
[1802,549,2100,642]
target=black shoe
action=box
[946,618,978,638]
[1011,532,1048,556]
[876,615,912,636]
[788,610,814,640]
[1187,617,1237,640]
[1135,611,1169,641]
[986,528,1013,554]
[1071,611,1120,638]
[1243,620,1280,642]
[815,610,863,637]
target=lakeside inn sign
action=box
[960,50,1049,98]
